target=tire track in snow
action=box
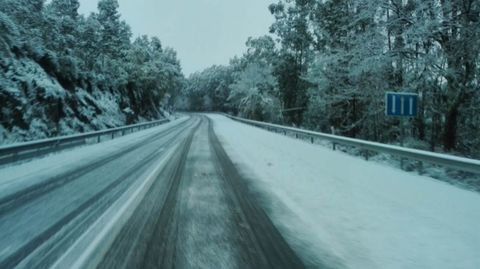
[98,116,305,268]
[0,118,197,269]
[0,118,191,218]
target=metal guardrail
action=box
[0,118,170,165]
[225,114,480,174]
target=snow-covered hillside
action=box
[0,0,184,145]
[0,56,128,144]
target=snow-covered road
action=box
[209,114,480,269]
[97,116,303,269]
[0,115,304,269]
[0,116,197,268]
[0,113,479,269]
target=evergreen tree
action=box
[97,0,124,59]
[0,11,19,56]
[269,0,315,125]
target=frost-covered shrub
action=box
[0,11,19,55]
[22,30,47,61]
[0,87,27,130]
[56,54,79,90]
[28,118,50,140]
[37,51,59,76]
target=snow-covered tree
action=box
[0,11,19,57]
[0,0,185,142]
[268,0,315,125]
[45,0,80,52]
[97,0,127,60]
[229,62,282,122]
[77,14,102,69]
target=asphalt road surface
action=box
[0,115,305,269]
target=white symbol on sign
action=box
[392,95,396,113]
[400,97,405,115]
[409,97,413,115]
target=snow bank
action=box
[209,114,480,269]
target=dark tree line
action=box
[180,0,480,158]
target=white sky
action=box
[78,0,275,75]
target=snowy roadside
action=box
[209,114,480,269]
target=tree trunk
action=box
[443,104,459,151]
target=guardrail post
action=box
[417,161,424,175]
[295,133,298,139]
[364,150,369,161]
[332,142,337,151]
[111,132,115,139]
[311,137,314,144]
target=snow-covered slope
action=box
[0,56,164,145]
[209,114,480,269]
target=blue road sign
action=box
[385,92,418,117]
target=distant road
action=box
[0,115,305,269]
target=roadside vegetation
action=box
[0,0,184,143]
[179,0,480,159]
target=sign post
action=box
[385,92,419,169]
